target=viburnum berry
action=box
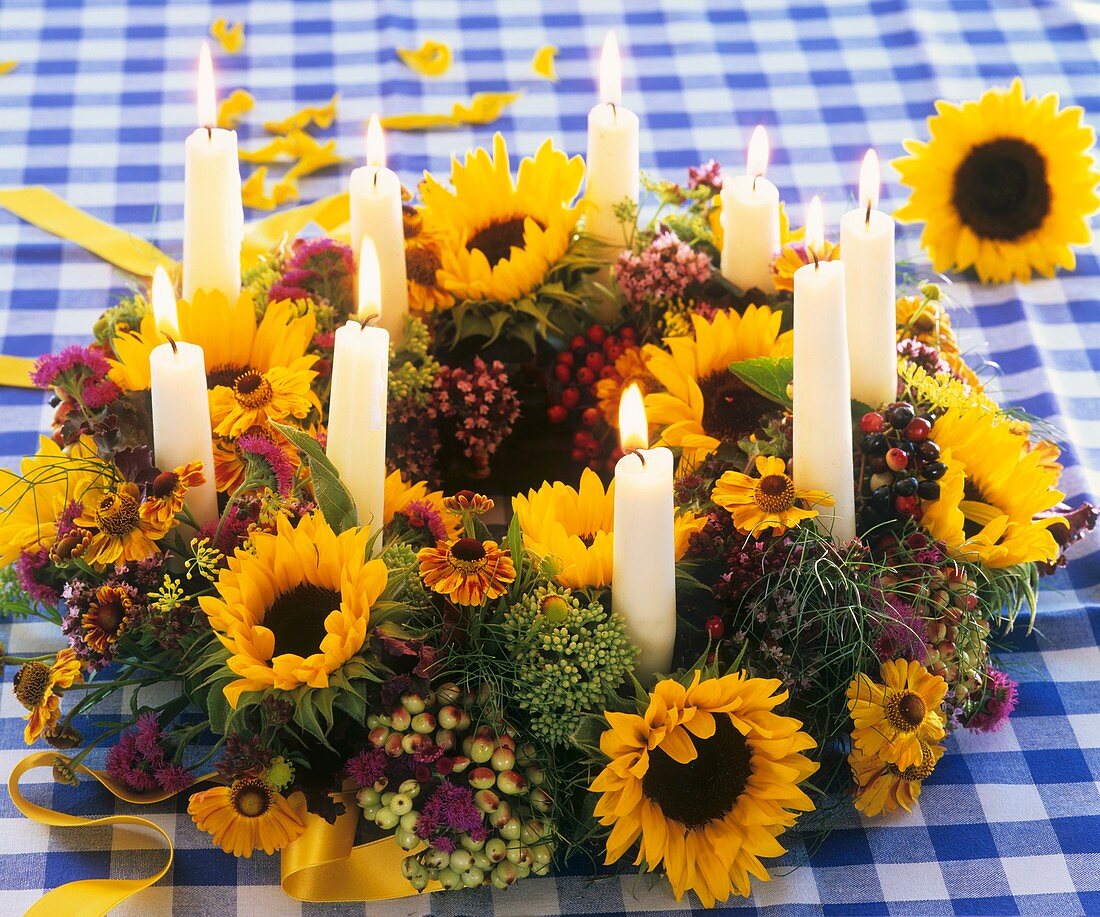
[599,365,618,379]
[553,364,572,384]
[586,325,606,345]
[547,405,568,424]
[886,402,916,429]
[860,411,886,434]
[906,417,932,441]
[572,430,594,447]
[581,407,600,427]
[706,616,725,640]
[570,447,586,462]
[570,335,586,351]
[619,326,636,342]
[560,387,580,408]
[556,351,574,368]
[585,352,605,372]
[895,494,921,515]
[575,367,595,386]
[602,336,620,354]
[604,343,623,362]
[885,448,909,472]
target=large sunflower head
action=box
[894,78,1100,284]
[643,307,793,465]
[199,512,387,707]
[918,409,1064,568]
[590,671,818,907]
[712,455,833,537]
[418,132,585,303]
[511,468,705,589]
[188,776,306,857]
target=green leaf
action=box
[728,356,794,410]
[271,422,358,533]
[506,513,525,584]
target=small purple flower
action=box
[873,596,929,663]
[81,377,122,409]
[968,666,1019,733]
[434,358,520,471]
[269,237,356,313]
[898,338,950,376]
[154,764,194,794]
[134,712,164,759]
[31,345,111,389]
[687,159,723,192]
[615,230,713,309]
[415,780,486,847]
[401,499,447,542]
[346,748,389,789]
[14,547,60,607]
[237,432,295,496]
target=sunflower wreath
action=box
[2,107,1098,911]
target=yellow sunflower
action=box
[188,777,306,857]
[109,291,317,393]
[594,345,650,427]
[13,649,83,744]
[140,461,207,528]
[849,738,944,818]
[643,307,793,465]
[418,132,585,303]
[590,671,818,907]
[773,239,840,294]
[847,659,947,772]
[403,210,457,313]
[0,436,107,565]
[896,293,958,355]
[920,409,1064,568]
[74,482,171,566]
[417,537,516,606]
[511,468,705,589]
[208,364,318,438]
[894,78,1100,284]
[199,512,387,707]
[712,455,833,536]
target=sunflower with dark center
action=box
[894,77,1100,284]
[847,658,948,773]
[198,512,388,708]
[711,455,833,537]
[13,648,83,744]
[81,584,134,654]
[590,671,818,906]
[188,776,305,857]
[643,306,793,467]
[849,738,945,817]
[417,536,516,606]
[74,481,170,566]
[139,460,207,528]
[418,132,585,303]
[208,361,319,439]
[404,238,456,313]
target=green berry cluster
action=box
[381,541,432,608]
[389,316,440,404]
[503,585,637,747]
[242,257,284,309]
[93,293,150,345]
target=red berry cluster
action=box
[857,401,946,534]
[546,324,638,474]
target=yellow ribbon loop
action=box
[241,191,350,264]
[9,752,182,917]
[0,187,176,279]
[0,353,36,389]
[281,791,440,902]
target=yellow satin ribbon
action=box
[11,752,434,914]
[0,353,35,389]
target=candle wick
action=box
[609,101,617,123]
[625,447,647,468]
[865,200,872,224]
[165,334,179,355]
[373,169,379,190]
[753,174,759,192]
[359,312,379,329]
[811,248,819,270]
[205,126,213,139]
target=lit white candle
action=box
[349,114,408,342]
[182,43,243,301]
[612,383,676,682]
[720,125,780,294]
[841,149,897,408]
[148,269,219,527]
[793,197,856,544]
[150,264,179,337]
[326,238,389,549]
[584,32,639,248]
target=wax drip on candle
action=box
[747,125,769,192]
[357,237,383,325]
[860,148,880,225]
[805,195,824,270]
[197,42,216,136]
[618,382,649,464]
[599,31,622,120]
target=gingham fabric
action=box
[0,0,1097,914]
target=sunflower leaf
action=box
[271,421,359,533]
[728,356,794,410]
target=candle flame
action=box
[599,31,622,107]
[618,382,649,453]
[196,42,217,130]
[859,148,880,213]
[366,114,385,168]
[357,237,383,323]
[746,125,769,178]
[151,265,179,337]
[804,196,825,260]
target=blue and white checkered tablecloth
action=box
[0,0,1097,914]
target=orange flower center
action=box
[233,370,274,410]
[150,471,180,500]
[886,691,927,731]
[230,778,273,818]
[96,492,140,536]
[754,473,796,513]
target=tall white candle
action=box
[326,238,389,549]
[349,114,408,342]
[612,384,676,682]
[149,268,219,527]
[841,149,897,408]
[793,197,856,544]
[182,43,243,302]
[584,31,639,249]
[720,125,780,294]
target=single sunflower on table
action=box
[893,78,1100,284]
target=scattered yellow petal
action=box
[238,130,333,164]
[0,61,18,77]
[264,94,339,135]
[217,88,254,130]
[242,167,277,211]
[531,46,558,82]
[272,177,300,206]
[210,19,245,54]
[380,90,524,132]
[396,40,452,77]
[284,143,345,182]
